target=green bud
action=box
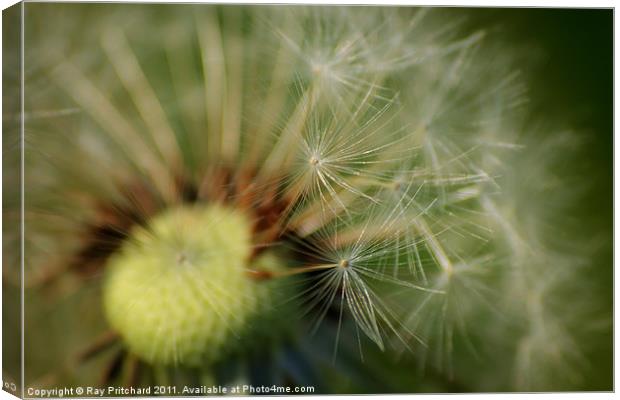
[103,204,287,366]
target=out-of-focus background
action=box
[468,9,613,390]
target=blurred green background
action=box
[469,8,613,391]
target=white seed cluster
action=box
[15,4,606,391]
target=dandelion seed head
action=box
[12,4,608,391]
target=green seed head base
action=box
[103,203,289,366]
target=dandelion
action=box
[4,3,610,394]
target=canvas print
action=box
[2,3,613,397]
